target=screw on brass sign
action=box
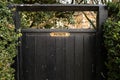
[50,32,70,37]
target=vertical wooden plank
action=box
[19,32,26,80]
[84,34,91,80]
[46,36,56,80]
[83,33,96,80]
[88,34,96,80]
[22,34,35,80]
[56,37,66,80]
[74,34,84,80]
[90,34,96,79]
[65,36,75,80]
[35,35,48,80]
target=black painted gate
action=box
[20,29,96,80]
[10,4,108,80]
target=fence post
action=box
[96,5,108,80]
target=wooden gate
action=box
[20,29,96,80]
[10,4,108,80]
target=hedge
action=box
[103,2,120,80]
[0,1,21,80]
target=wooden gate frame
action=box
[9,4,108,80]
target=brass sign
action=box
[50,32,70,37]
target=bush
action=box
[103,2,120,80]
[0,1,21,80]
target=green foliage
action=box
[107,2,120,17]
[20,11,74,29]
[0,1,21,80]
[103,2,120,80]
[9,0,75,29]
[11,0,56,4]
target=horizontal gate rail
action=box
[21,29,96,33]
[9,4,107,11]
